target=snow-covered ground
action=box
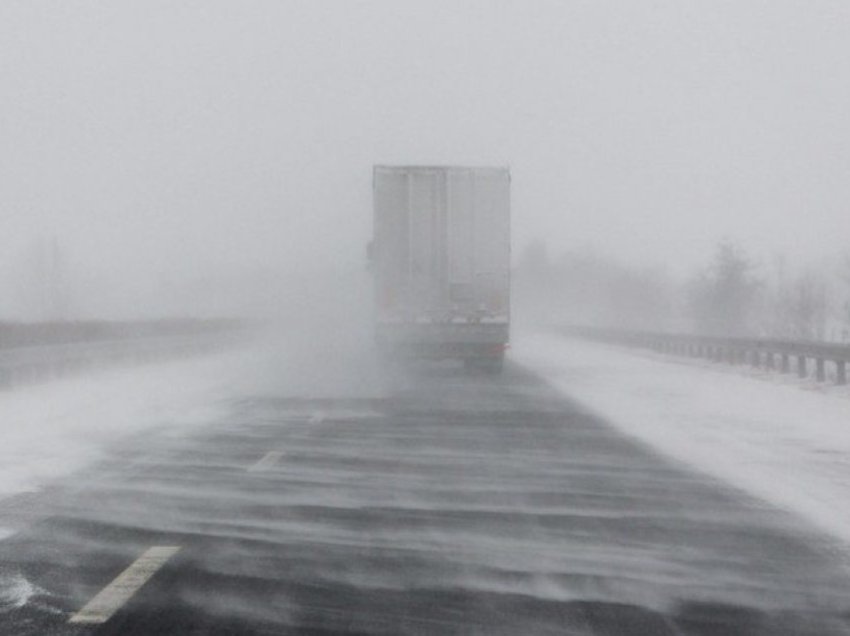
[513,332,850,546]
[0,347,254,502]
[5,327,850,555]
[0,331,382,508]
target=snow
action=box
[512,332,850,547]
[0,346,255,501]
[0,329,383,515]
[4,326,850,556]
[0,571,46,612]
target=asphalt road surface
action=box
[1,361,849,635]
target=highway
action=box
[1,360,849,635]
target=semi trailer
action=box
[371,165,510,373]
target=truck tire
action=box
[464,355,504,375]
[482,355,504,375]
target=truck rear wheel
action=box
[464,355,504,375]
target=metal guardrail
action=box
[564,326,850,385]
[0,332,238,389]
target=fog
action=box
[2,1,849,322]
[3,5,850,632]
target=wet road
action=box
[1,362,849,634]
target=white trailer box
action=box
[372,165,510,371]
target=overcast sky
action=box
[1,1,848,318]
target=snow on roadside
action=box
[0,345,258,501]
[0,328,383,514]
[512,332,850,546]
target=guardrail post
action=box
[816,358,826,382]
[797,355,807,378]
[569,327,850,388]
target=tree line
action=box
[515,240,850,342]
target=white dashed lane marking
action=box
[247,451,284,472]
[68,546,180,625]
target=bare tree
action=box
[840,252,850,341]
[688,241,760,336]
[787,271,829,340]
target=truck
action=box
[371,165,511,373]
